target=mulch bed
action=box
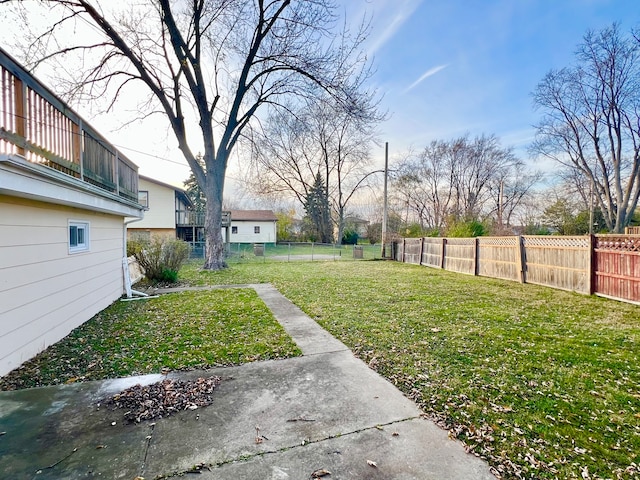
[102,376,222,423]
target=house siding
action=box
[131,177,177,230]
[0,196,125,376]
[229,220,277,244]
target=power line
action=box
[113,144,188,166]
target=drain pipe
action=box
[123,215,149,299]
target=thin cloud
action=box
[404,64,449,93]
[368,0,423,55]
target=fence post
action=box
[588,234,595,295]
[473,237,479,276]
[440,238,447,269]
[402,238,406,262]
[516,235,525,283]
[419,237,425,266]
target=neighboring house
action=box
[127,175,203,242]
[229,210,278,245]
[0,48,143,375]
[129,176,277,246]
[343,216,370,239]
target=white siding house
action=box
[0,48,143,376]
[127,175,194,240]
[127,176,277,246]
[229,210,277,244]
[0,157,142,376]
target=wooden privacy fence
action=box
[396,235,640,304]
[594,236,640,303]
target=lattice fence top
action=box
[478,236,518,247]
[403,238,422,245]
[446,238,476,246]
[523,236,589,248]
[595,236,640,252]
[423,237,443,244]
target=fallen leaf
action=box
[310,468,331,478]
[581,466,590,479]
[392,432,399,437]
[186,463,210,473]
[367,460,378,468]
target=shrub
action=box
[342,229,359,245]
[447,220,487,238]
[130,236,191,283]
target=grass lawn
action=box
[0,288,301,390]
[2,258,638,478]
[178,259,640,480]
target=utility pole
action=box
[381,142,389,258]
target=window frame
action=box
[231,226,238,234]
[138,190,149,208]
[254,226,260,234]
[69,220,90,254]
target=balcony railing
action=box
[0,48,138,202]
[176,210,205,227]
[176,210,230,227]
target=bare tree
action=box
[14,0,372,268]
[249,91,383,244]
[486,160,543,233]
[450,134,516,221]
[393,134,529,234]
[392,141,453,232]
[532,23,640,232]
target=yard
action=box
[182,260,640,480]
[2,259,639,479]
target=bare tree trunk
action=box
[204,196,227,270]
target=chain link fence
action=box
[187,241,384,263]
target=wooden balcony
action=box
[176,210,205,227]
[176,210,230,227]
[0,48,138,202]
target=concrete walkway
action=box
[0,284,496,479]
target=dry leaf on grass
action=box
[310,468,331,478]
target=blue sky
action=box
[352,0,640,163]
[1,1,638,187]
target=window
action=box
[69,221,90,253]
[232,226,238,234]
[254,226,260,234]
[138,190,149,208]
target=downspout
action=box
[123,215,148,298]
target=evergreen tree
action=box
[304,173,333,243]
[184,155,206,212]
